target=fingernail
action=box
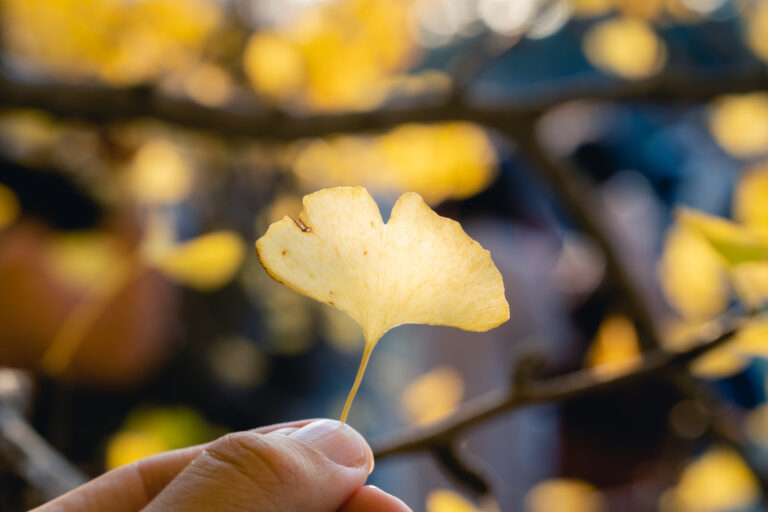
[289,419,372,470]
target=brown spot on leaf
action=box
[363,250,368,255]
[329,301,335,306]
[329,291,334,295]
[281,250,287,256]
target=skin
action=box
[33,419,412,512]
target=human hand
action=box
[34,419,412,512]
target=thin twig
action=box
[0,401,86,503]
[373,313,746,459]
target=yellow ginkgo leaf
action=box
[154,231,246,291]
[676,208,768,266]
[658,226,729,319]
[689,347,748,379]
[735,162,768,232]
[426,489,480,512]
[670,447,759,512]
[525,479,605,512]
[709,93,768,158]
[256,187,509,421]
[585,315,641,378]
[401,366,464,426]
[582,17,666,80]
[729,316,768,358]
[731,261,768,310]
[0,183,20,230]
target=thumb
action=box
[143,419,374,512]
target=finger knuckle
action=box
[206,432,303,490]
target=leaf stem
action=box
[340,341,375,423]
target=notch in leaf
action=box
[256,187,509,422]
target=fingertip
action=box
[339,485,413,512]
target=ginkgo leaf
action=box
[676,208,768,266]
[525,479,605,512]
[154,231,246,291]
[734,162,768,232]
[426,489,480,512]
[256,186,509,421]
[669,447,759,512]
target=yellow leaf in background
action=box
[183,63,233,107]
[154,231,246,291]
[731,262,768,311]
[106,405,219,469]
[379,123,497,205]
[662,319,751,379]
[729,316,768,358]
[256,187,508,421]
[669,447,759,512]
[4,0,221,84]
[747,1,768,63]
[658,227,729,319]
[45,231,123,291]
[583,17,666,79]
[525,479,605,512]
[291,122,497,206]
[426,489,481,512]
[106,431,167,470]
[0,183,20,230]
[585,315,641,377]
[244,32,305,101]
[734,162,768,231]
[127,139,193,205]
[676,208,768,266]
[242,0,414,111]
[709,93,768,158]
[689,347,748,379]
[401,367,464,426]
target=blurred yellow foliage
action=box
[709,93,768,158]
[153,231,246,291]
[401,366,464,425]
[242,0,415,111]
[45,231,123,291]
[583,17,666,79]
[585,315,641,377]
[4,0,221,84]
[0,183,20,230]
[106,406,219,469]
[525,479,605,512]
[426,489,480,512]
[746,1,768,63]
[292,122,497,205]
[616,0,664,20]
[244,33,306,101]
[127,139,193,205]
[658,227,729,320]
[735,161,768,232]
[665,447,759,512]
[676,208,768,266]
[182,63,233,107]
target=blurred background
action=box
[1,0,768,510]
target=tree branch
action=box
[0,66,766,140]
[373,312,746,459]
[0,400,86,503]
